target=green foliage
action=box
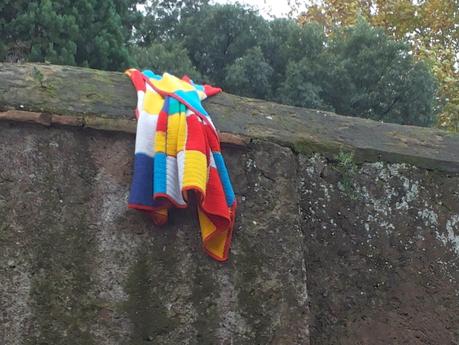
[32,66,45,87]
[279,58,332,111]
[130,41,201,80]
[138,0,209,44]
[224,47,273,99]
[335,150,358,200]
[280,19,436,126]
[299,0,459,132]
[260,19,326,98]
[177,4,268,84]
[323,19,436,126]
[0,2,438,127]
[336,150,357,173]
[0,0,142,70]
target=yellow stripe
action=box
[150,73,195,93]
[177,113,187,152]
[182,150,207,192]
[198,209,227,259]
[166,114,180,156]
[144,90,164,115]
[155,131,166,152]
[198,208,215,239]
[205,231,227,259]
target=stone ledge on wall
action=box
[1,63,458,172]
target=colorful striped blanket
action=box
[126,68,236,261]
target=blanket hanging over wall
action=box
[125,68,237,261]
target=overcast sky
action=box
[211,0,307,18]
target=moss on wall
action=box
[22,132,99,345]
[123,246,179,344]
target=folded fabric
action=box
[125,68,236,261]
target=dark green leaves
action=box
[0,2,437,126]
[0,0,141,70]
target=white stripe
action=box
[209,152,217,169]
[205,115,216,131]
[166,156,186,205]
[136,91,145,113]
[134,111,158,157]
[145,83,155,93]
[177,150,185,192]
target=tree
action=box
[260,19,325,94]
[176,4,269,84]
[137,0,209,45]
[130,41,201,80]
[172,6,327,100]
[279,19,436,126]
[138,3,436,126]
[298,0,459,130]
[1,1,439,127]
[325,20,436,125]
[224,47,273,99]
[279,58,332,111]
[0,0,142,70]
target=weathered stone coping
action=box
[1,62,459,172]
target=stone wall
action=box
[0,63,458,345]
[0,121,457,344]
[299,155,459,345]
[0,123,309,345]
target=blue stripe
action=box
[175,90,208,116]
[168,98,184,115]
[213,152,235,206]
[154,152,167,194]
[194,84,204,92]
[129,153,162,207]
[160,96,170,114]
[143,70,161,80]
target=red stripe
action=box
[185,115,207,154]
[201,168,229,220]
[205,124,221,152]
[129,69,146,92]
[156,107,168,132]
[181,75,192,84]
[203,84,222,97]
